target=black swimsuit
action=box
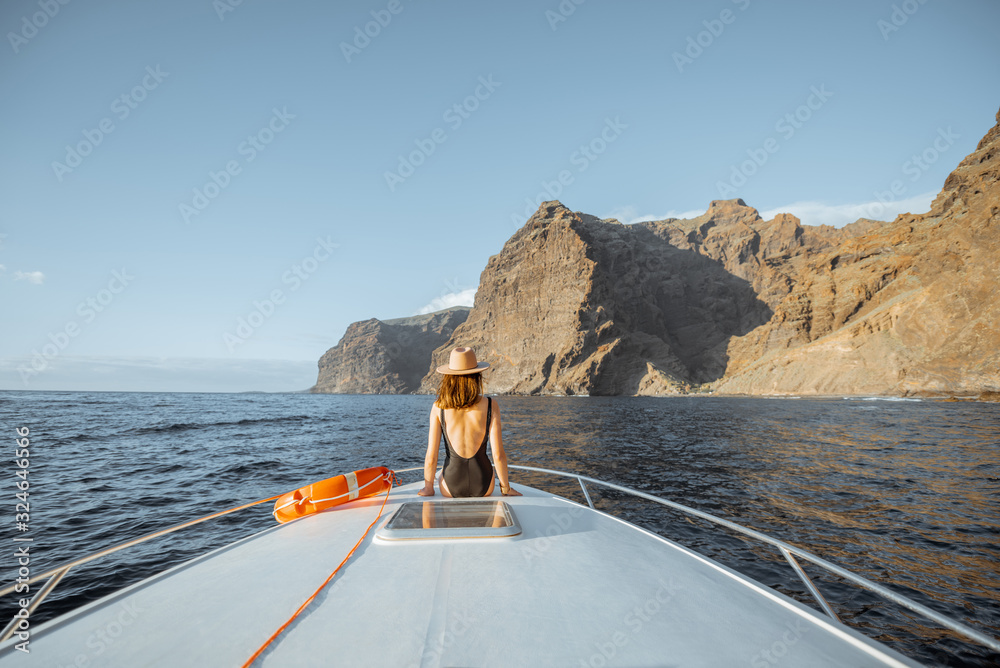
[441,398,494,497]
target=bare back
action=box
[436,395,490,458]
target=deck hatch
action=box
[377,500,521,540]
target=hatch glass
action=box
[378,500,521,540]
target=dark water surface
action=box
[1,392,998,666]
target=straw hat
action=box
[436,347,490,375]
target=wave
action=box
[124,414,316,437]
[213,459,286,480]
[845,397,922,402]
[47,414,321,446]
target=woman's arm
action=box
[489,400,521,496]
[418,404,441,496]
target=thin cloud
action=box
[761,192,936,228]
[416,287,477,315]
[13,270,44,284]
[603,205,706,225]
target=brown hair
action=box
[435,372,483,410]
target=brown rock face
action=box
[418,200,788,395]
[714,107,1000,396]
[415,198,892,395]
[323,106,1000,397]
[311,307,469,394]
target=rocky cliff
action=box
[319,107,1000,397]
[712,108,1000,396]
[311,307,469,394]
[415,200,898,395]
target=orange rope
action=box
[241,477,395,667]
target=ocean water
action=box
[1,391,998,666]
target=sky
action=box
[1,0,998,393]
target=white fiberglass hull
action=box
[0,482,921,667]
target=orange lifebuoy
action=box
[272,466,395,523]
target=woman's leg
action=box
[438,472,453,498]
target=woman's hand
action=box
[417,484,435,497]
[501,485,522,497]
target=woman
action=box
[418,347,521,498]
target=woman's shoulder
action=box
[432,396,496,411]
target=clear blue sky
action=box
[2,0,998,392]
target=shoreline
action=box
[3,388,998,402]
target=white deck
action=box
[0,482,922,667]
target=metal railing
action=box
[505,464,1000,654]
[0,494,280,643]
[2,465,998,656]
